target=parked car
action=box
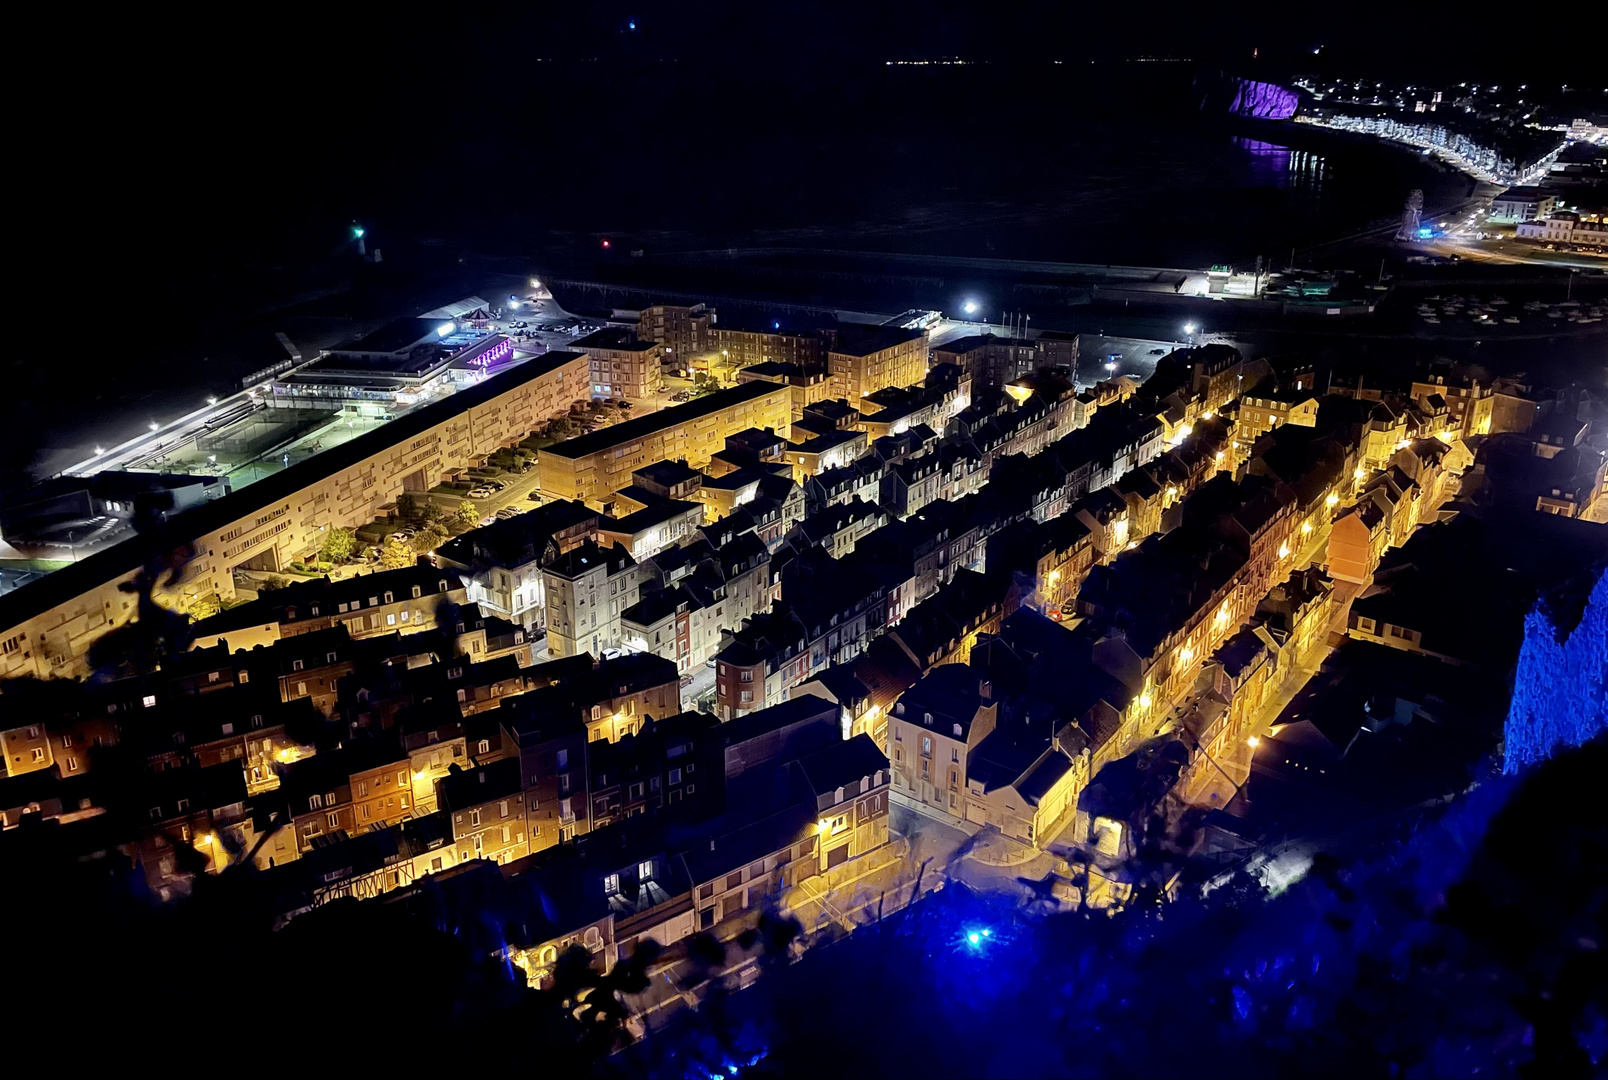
[479,515,497,526]
[496,507,520,520]
[527,492,543,502]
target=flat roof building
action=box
[0,351,592,682]
[573,327,663,402]
[824,325,928,403]
[536,382,792,508]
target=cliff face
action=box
[1194,69,1299,119]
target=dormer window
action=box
[438,580,449,593]
[412,585,422,599]
[383,591,394,604]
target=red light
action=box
[601,239,611,249]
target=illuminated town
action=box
[3,11,1604,1077]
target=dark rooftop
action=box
[540,382,786,461]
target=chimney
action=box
[979,678,992,701]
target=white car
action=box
[479,515,497,527]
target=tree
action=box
[379,536,413,569]
[411,524,448,556]
[456,501,480,525]
[546,416,577,441]
[319,527,356,564]
[396,493,421,522]
[688,372,721,399]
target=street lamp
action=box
[148,421,159,432]
[93,446,104,456]
[207,395,218,406]
[962,300,979,316]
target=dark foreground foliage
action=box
[5,738,1601,1078]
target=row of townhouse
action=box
[1,642,713,902]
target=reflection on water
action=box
[1234,136,1326,195]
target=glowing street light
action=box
[1247,735,1261,748]
[962,300,979,316]
[206,395,218,406]
[148,421,160,432]
[93,446,104,456]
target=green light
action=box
[353,226,365,238]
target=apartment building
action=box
[737,361,834,423]
[636,303,714,373]
[825,325,928,402]
[536,382,793,507]
[435,500,601,630]
[712,320,827,374]
[540,540,651,660]
[438,758,532,866]
[574,327,664,401]
[0,350,592,681]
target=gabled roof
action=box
[437,757,523,811]
[794,734,888,798]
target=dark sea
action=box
[438,63,1472,268]
[6,63,1471,482]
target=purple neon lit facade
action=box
[459,335,514,369]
